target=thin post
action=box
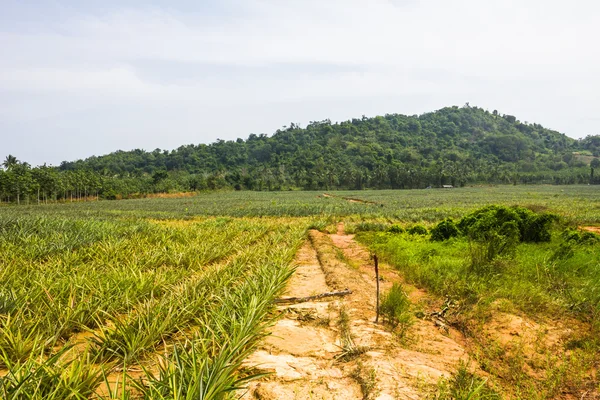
[374,254,380,323]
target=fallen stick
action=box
[275,289,352,304]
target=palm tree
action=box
[2,155,18,170]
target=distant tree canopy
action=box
[2,105,599,203]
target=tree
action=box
[2,154,18,170]
[591,158,600,183]
[8,163,33,205]
[0,170,8,202]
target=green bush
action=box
[350,221,387,233]
[517,209,558,242]
[468,219,520,274]
[551,242,575,261]
[562,229,582,243]
[430,218,460,241]
[581,231,600,244]
[458,205,557,243]
[407,225,428,235]
[562,228,599,245]
[457,207,528,272]
[386,224,405,234]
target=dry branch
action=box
[275,289,352,304]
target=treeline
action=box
[1,159,106,204]
[2,105,600,203]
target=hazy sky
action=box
[2,0,599,166]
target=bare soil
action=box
[581,226,600,234]
[240,225,471,399]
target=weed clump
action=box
[422,205,560,271]
[350,361,378,400]
[434,361,500,399]
[379,283,412,337]
[336,305,368,361]
[430,218,460,241]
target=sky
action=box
[1,0,600,166]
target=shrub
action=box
[349,221,387,233]
[517,209,558,242]
[562,229,582,243]
[551,242,575,261]
[580,231,600,244]
[468,219,520,274]
[458,205,557,243]
[456,205,559,273]
[562,229,599,245]
[386,224,405,234]
[430,218,460,241]
[407,225,428,235]
[458,207,527,271]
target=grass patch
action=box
[379,283,413,338]
[433,361,500,400]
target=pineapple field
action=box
[0,185,599,399]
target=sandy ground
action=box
[581,226,600,234]
[240,225,471,399]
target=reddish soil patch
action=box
[581,226,600,234]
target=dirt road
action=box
[240,224,470,399]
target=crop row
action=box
[1,185,599,223]
[1,216,308,399]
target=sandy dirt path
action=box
[241,224,471,399]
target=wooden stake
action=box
[374,254,380,323]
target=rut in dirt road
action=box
[241,237,362,399]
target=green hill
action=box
[2,105,599,202]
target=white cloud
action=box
[1,0,600,164]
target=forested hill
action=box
[2,105,600,202]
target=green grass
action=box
[356,216,600,398]
[433,362,500,400]
[358,230,600,326]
